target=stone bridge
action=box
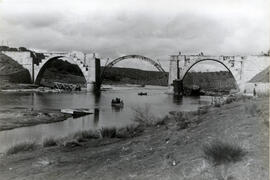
[168,54,270,93]
[1,51,96,91]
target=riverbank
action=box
[0,108,72,131]
[0,96,268,179]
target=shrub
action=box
[100,127,117,138]
[170,111,190,130]
[43,137,57,147]
[203,140,246,166]
[73,130,100,141]
[6,141,37,155]
[116,125,143,138]
[131,105,157,126]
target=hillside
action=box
[0,53,25,75]
[0,53,31,84]
[249,66,269,83]
[183,71,237,92]
[102,67,236,91]
[101,67,168,86]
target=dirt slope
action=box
[249,66,269,83]
[0,97,268,180]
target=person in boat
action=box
[112,97,122,104]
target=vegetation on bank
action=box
[203,140,246,166]
[5,100,208,156]
[5,94,259,162]
[202,140,246,180]
[42,137,58,147]
[6,141,37,155]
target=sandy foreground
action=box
[0,97,268,180]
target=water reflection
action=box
[111,106,123,112]
[172,95,183,105]
[93,108,100,126]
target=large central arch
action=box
[106,55,166,72]
[100,55,167,84]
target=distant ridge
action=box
[249,66,269,83]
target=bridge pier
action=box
[168,55,180,94]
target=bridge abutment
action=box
[1,51,97,92]
[1,51,34,82]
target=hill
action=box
[183,71,237,92]
[0,53,31,84]
[101,67,168,86]
[249,66,269,83]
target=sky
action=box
[0,0,269,71]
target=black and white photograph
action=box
[0,0,269,179]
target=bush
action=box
[73,130,100,141]
[132,105,164,126]
[116,125,143,138]
[203,140,246,165]
[169,111,190,130]
[100,127,117,138]
[42,137,57,147]
[6,141,37,155]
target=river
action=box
[0,85,212,153]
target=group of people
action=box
[111,97,123,104]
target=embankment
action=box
[0,96,268,180]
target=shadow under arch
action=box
[35,56,87,85]
[181,59,238,90]
[101,54,167,84]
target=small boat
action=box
[61,108,94,117]
[111,98,124,107]
[138,92,147,96]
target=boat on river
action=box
[61,108,94,117]
[111,98,124,107]
[138,92,147,96]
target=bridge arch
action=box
[105,55,165,72]
[181,58,239,89]
[34,55,88,85]
[101,55,166,84]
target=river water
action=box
[0,85,212,153]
